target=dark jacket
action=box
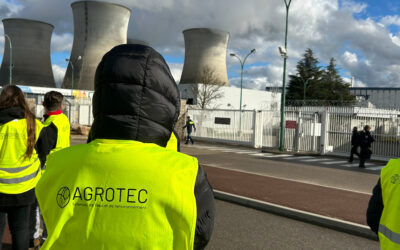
[351,130,359,146]
[367,178,384,234]
[35,114,58,166]
[88,44,215,249]
[359,130,374,148]
[0,107,36,207]
[183,119,196,134]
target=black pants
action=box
[349,145,360,162]
[359,147,372,168]
[0,205,31,250]
[186,132,194,144]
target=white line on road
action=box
[234,151,259,154]
[301,158,331,162]
[250,153,273,157]
[341,163,374,167]
[366,166,385,171]
[283,156,314,160]
[322,161,348,165]
[264,154,292,158]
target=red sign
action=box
[285,120,297,129]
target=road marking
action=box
[204,165,372,195]
[264,154,292,158]
[341,163,375,167]
[302,158,331,162]
[322,161,348,165]
[283,156,314,160]
[366,166,385,171]
[250,153,273,157]
[234,150,259,154]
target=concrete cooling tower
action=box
[62,1,131,90]
[180,28,230,86]
[0,18,56,87]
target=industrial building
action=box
[180,28,230,86]
[62,1,131,90]
[0,18,56,87]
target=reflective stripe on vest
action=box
[43,113,70,154]
[36,139,198,250]
[166,132,178,151]
[0,118,43,194]
[380,224,400,245]
[379,159,400,249]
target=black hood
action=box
[89,44,180,147]
[0,106,25,124]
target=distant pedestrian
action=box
[183,116,196,144]
[359,125,374,168]
[348,126,360,163]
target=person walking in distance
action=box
[183,116,196,144]
[0,85,43,250]
[35,44,215,250]
[359,125,374,168]
[348,126,360,163]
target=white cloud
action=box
[51,33,73,52]
[341,0,367,14]
[380,15,400,27]
[52,64,66,88]
[342,51,358,65]
[167,63,183,83]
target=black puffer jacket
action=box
[89,44,215,249]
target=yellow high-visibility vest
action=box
[0,118,43,194]
[379,159,400,249]
[43,113,70,154]
[36,139,198,250]
[166,132,178,151]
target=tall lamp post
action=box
[279,0,292,151]
[230,48,256,134]
[4,34,12,85]
[65,56,81,96]
[299,75,313,105]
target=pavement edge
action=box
[214,190,378,241]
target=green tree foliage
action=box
[287,49,355,105]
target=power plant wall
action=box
[0,18,56,87]
[62,1,131,90]
[180,28,230,86]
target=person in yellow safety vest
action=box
[0,85,43,250]
[36,44,215,250]
[166,130,181,152]
[367,159,400,249]
[29,91,71,248]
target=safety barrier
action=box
[188,107,400,160]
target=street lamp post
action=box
[230,49,256,134]
[4,34,12,85]
[299,76,313,105]
[66,56,81,96]
[279,0,292,151]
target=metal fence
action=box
[188,107,400,160]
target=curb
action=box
[214,190,378,241]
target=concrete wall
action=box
[179,84,281,110]
[0,18,56,87]
[180,28,230,86]
[62,1,131,90]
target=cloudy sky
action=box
[0,0,399,89]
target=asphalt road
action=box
[209,200,379,250]
[181,142,380,194]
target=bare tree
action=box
[193,67,224,109]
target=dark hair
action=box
[364,125,371,131]
[0,85,36,159]
[43,91,63,111]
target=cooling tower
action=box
[62,1,131,90]
[180,28,230,86]
[0,18,56,87]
